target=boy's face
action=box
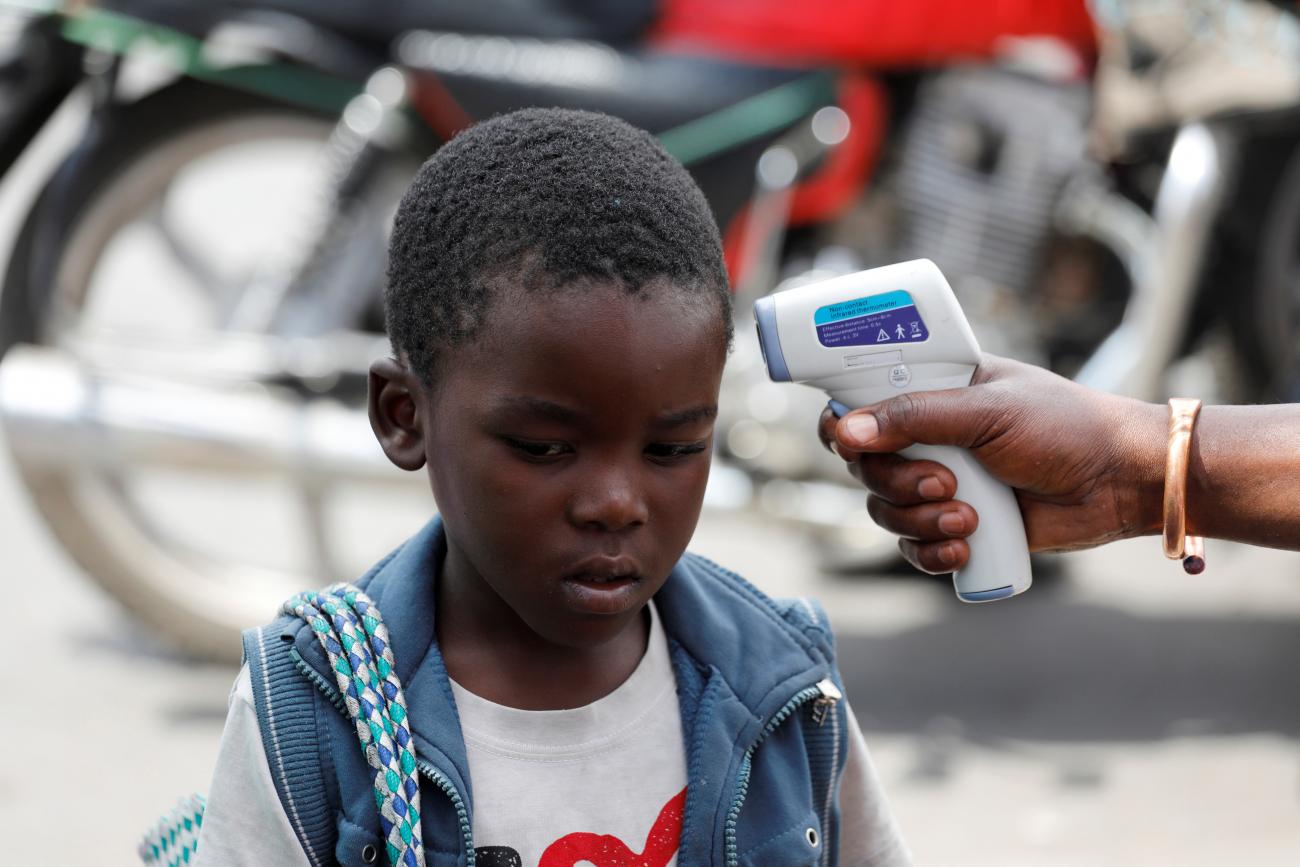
[372,281,727,649]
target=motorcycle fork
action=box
[221,65,413,334]
[24,49,121,342]
[0,15,86,175]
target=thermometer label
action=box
[814,290,930,348]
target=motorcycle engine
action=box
[891,65,1093,364]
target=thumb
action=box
[834,387,998,454]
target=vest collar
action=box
[655,551,831,717]
[290,518,834,799]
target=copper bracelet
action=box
[1162,397,1205,574]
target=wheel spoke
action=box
[145,199,231,306]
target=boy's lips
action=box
[561,556,644,615]
[563,555,641,582]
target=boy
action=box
[194,108,909,867]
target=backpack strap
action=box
[138,794,205,866]
[243,621,338,867]
[279,584,427,867]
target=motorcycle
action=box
[1,0,1295,659]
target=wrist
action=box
[1112,399,1168,539]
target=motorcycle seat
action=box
[400,33,829,147]
[94,1,833,230]
[94,1,826,149]
[97,0,658,48]
[402,34,832,233]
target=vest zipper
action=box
[291,654,477,866]
[810,678,842,726]
[290,648,348,714]
[723,678,842,866]
[416,759,475,867]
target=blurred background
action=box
[1,0,1299,863]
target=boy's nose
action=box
[567,467,649,532]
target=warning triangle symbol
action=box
[877,329,891,342]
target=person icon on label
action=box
[895,323,906,340]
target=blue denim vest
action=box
[244,519,849,866]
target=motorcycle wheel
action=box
[1,79,417,661]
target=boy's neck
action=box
[435,542,651,711]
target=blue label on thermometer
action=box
[814,290,929,348]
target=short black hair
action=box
[384,107,732,386]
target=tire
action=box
[1,79,350,661]
[3,80,329,352]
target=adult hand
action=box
[817,355,1166,574]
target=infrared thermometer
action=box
[753,259,1031,602]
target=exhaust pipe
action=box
[0,344,900,567]
[0,344,412,486]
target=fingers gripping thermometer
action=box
[753,259,1031,602]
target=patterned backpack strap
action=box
[282,583,426,867]
[138,584,423,867]
[138,794,204,866]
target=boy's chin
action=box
[527,582,655,648]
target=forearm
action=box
[1129,403,1300,550]
[1188,405,1300,549]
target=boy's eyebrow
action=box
[494,396,584,423]
[656,405,717,427]
[491,398,716,427]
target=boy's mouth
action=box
[564,555,640,582]
[561,556,644,614]
[569,573,636,584]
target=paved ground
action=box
[3,426,1299,865]
[2,89,1299,866]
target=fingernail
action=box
[827,399,852,418]
[917,476,945,499]
[938,542,959,565]
[842,413,879,445]
[938,512,966,535]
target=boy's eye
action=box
[644,441,708,461]
[506,438,572,459]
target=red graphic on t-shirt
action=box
[538,787,687,867]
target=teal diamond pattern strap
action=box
[137,794,204,866]
[283,583,426,867]
[139,583,424,867]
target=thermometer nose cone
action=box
[754,296,791,382]
[956,584,1017,602]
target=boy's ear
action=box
[368,357,427,472]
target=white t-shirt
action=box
[193,605,910,867]
[453,602,687,866]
